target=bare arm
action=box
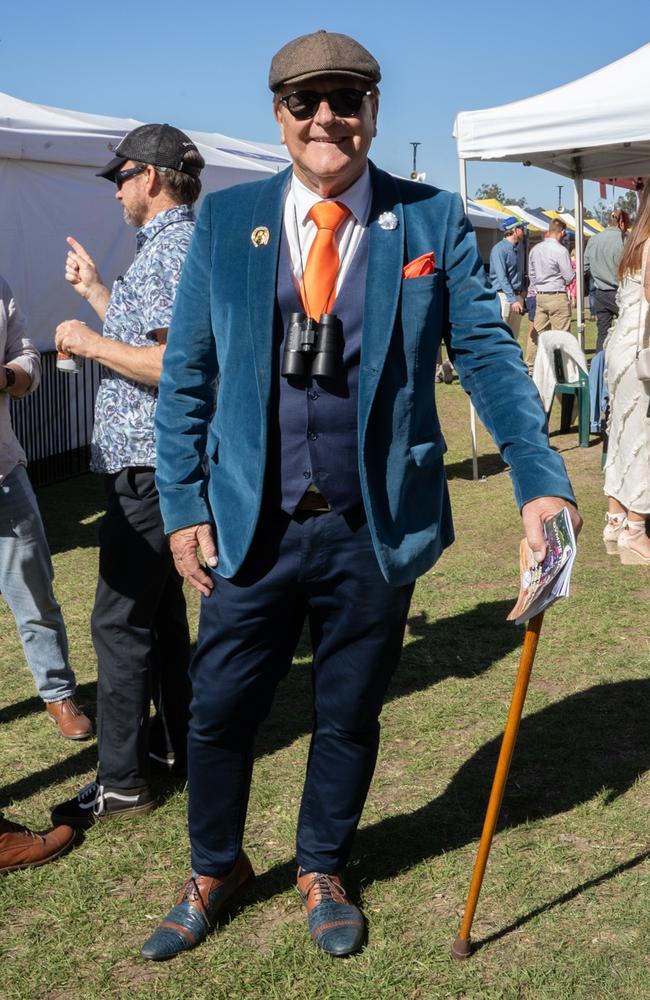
[2,280,41,397]
[55,321,167,386]
[0,363,33,398]
[644,255,650,304]
[64,237,111,321]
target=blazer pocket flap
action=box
[409,437,447,467]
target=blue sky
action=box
[3,1,648,212]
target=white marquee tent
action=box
[0,91,290,350]
[453,43,650,476]
[454,42,650,344]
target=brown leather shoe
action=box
[141,853,254,960]
[0,816,75,874]
[297,869,365,956]
[46,697,93,740]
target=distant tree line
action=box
[474,183,527,207]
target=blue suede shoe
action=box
[141,852,254,961]
[297,869,365,957]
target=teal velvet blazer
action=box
[155,163,575,586]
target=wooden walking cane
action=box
[451,609,545,960]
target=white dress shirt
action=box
[529,238,574,293]
[282,167,372,297]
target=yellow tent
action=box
[475,199,544,233]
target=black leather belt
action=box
[537,290,566,294]
[296,490,331,513]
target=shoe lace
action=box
[180,876,211,918]
[300,871,347,905]
[77,781,98,802]
[0,817,41,842]
[77,780,106,814]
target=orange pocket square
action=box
[402,252,436,279]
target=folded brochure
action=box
[507,507,577,625]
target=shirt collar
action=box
[290,166,372,228]
[135,204,195,251]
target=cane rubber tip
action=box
[451,935,472,961]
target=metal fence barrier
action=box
[10,351,102,488]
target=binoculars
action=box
[281,312,343,380]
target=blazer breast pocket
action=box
[400,271,441,349]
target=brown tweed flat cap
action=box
[269,30,381,91]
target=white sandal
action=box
[603,512,625,555]
[618,518,650,565]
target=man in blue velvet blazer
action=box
[143,30,582,962]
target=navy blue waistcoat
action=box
[267,233,368,514]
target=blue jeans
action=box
[0,465,77,702]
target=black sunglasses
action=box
[114,165,148,190]
[279,88,372,121]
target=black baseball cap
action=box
[97,123,202,182]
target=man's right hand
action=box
[510,299,525,315]
[169,523,218,597]
[65,237,102,299]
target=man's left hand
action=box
[521,497,583,562]
[55,320,101,359]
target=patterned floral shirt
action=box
[91,205,195,473]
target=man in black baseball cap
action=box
[97,123,203,183]
[52,126,205,831]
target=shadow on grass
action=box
[35,473,105,555]
[255,599,520,758]
[2,600,518,806]
[352,678,650,882]
[472,848,650,952]
[249,679,650,910]
[0,680,97,727]
[0,743,99,809]
[0,740,188,812]
[443,453,508,481]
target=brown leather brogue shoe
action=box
[141,852,254,960]
[46,697,93,740]
[0,816,75,874]
[297,869,365,956]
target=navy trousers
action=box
[594,287,619,352]
[188,505,414,877]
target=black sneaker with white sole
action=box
[50,780,154,828]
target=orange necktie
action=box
[300,201,350,321]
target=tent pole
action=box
[459,156,469,210]
[459,157,480,481]
[573,171,585,351]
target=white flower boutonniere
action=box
[378,211,398,231]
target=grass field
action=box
[1,345,649,1000]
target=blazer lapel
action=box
[247,167,291,408]
[359,162,405,428]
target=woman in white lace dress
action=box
[602,187,650,564]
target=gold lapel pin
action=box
[251,226,270,247]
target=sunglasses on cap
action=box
[114,164,148,190]
[278,88,372,121]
